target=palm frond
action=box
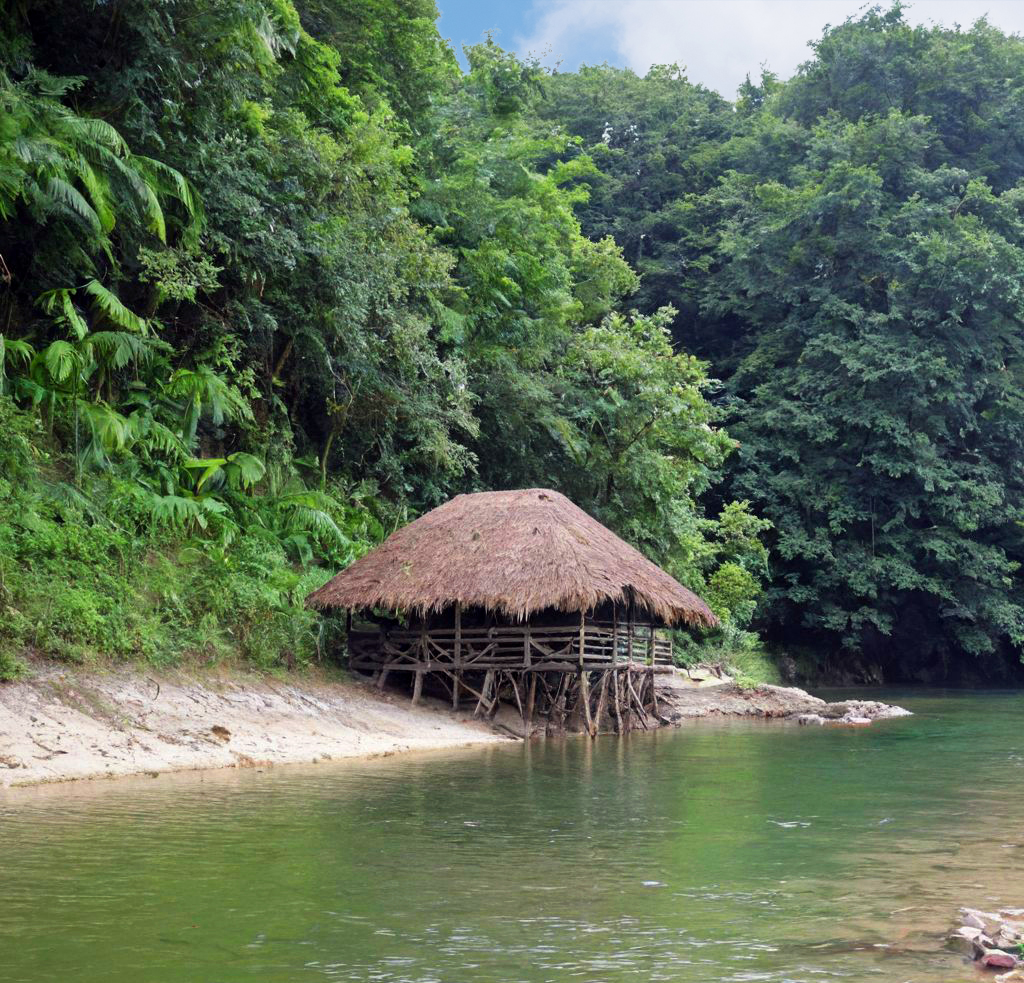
[84,280,148,333]
[86,330,155,369]
[58,114,129,157]
[100,149,167,242]
[75,157,115,233]
[41,339,79,383]
[226,452,265,489]
[45,176,101,233]
[37,288,89,340]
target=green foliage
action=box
[0,1,770,677]
[548,4,1024,680]
[0,394,380,671]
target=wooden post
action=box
[523,622,531,668]
[524,673,537,734]
[412,669,423,705]
[612,606,619,664]
[594,670,610,733]
[648,626,655,667]
[452,602,462,710]
[611,666,622,734]
[627,601,634,665]
[474,670,494,717]
[580,670,595,737]
[579,611,595,736]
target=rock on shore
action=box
[949,906,1024,975]
[655,674,911,724]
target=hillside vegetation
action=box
[2,1,1023,683]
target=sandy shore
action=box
[0,664,909,789]
[0,665,506,788]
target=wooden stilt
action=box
[454,602,462,666]
[595,670,610,732]
[452,603,462,711]
[578,610,586,668]
[612,666,623,734]
[475,669,494,717]
[626,667,649,730]
[538,674,556,736]
[627,600,634,664]
[377,668,390,690]
[412,669,423,705]
[524,673,537,734]
[648,669,661,718]
[510,672,525,720]
[580,670,595,737]
[487,677,502,720]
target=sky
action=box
[436,0,1024,96]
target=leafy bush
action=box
[0,395,375,673]
[0,650,28,682]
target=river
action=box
[1,689,1022,982]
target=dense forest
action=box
[1,0,1023,684]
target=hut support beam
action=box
[354,612,667,735]
[474,670,494,717]
[452,602,462,711]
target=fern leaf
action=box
[75,158,115,233]
[59,114,129,157]
[0,336,36,369]
[84,280,148,333]
[45,177,101,233]
[87,331,153,369]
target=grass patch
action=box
[674,623,783,688]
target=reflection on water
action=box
[1,690,1022,982]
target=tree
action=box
[704,111,1024,673]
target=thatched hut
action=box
[307,488,717,731]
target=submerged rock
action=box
[797,714,827,726]
[952,905,1024,971]
[983,951,1019,970]
[949,926,990,957]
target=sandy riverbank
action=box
[0,664,909,789]
[0,665,506,788]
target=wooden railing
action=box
[348,620,673,673]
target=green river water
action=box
[2,689,1023,983]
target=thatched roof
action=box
[306,489,717,628]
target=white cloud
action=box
[517,0,1024,96]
